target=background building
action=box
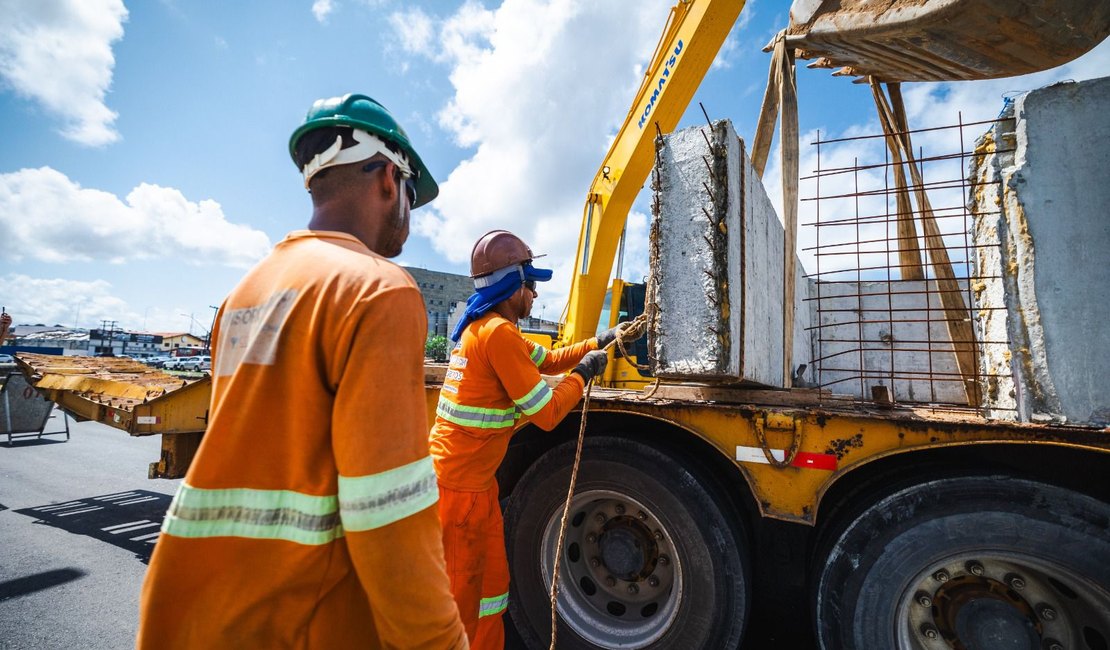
[2,325,89,356]
[156,333,206,355]
[405,266,561,339]
[87,328,165,358]
[405,267,473,338]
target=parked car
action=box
[163,357,189,370]
[145,356,172,368]
[175,356,211,372]
[0,353,15,365]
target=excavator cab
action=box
[597,280,653,389]
[786,0,1110,82]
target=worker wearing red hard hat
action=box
[429,230,640,648]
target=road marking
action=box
[94,492,139,501]
[34,501,85,511]
[56,506,104,517]
[102,519,151,532]
[132,532,161,542]
[117,496,161,506]
[108,522,161,535]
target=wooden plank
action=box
[645,384,833,407]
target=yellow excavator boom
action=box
[557,0,745,347]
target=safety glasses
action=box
[362,160,418,208]
[524,280,537,291]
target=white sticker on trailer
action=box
[136,416,161,425]
[736,446,786,464]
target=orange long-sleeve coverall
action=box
[138,231,467,649]
[429,312,596,649]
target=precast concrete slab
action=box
[969,76,1110,426]
[649,119,811,385]
[812,280,969,404]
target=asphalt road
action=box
[0,414,177,649]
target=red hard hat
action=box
[470,230,536,278]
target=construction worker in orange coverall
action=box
[138,94,468,649]
[429,230,642,648]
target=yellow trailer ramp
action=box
[14,353,211,478]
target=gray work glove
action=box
[595,320,646,349]
[572,350,609,383]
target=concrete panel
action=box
[969,76,1110,425]
[740,133,786,386]
[812,281,968,403]
[649,119,809,386]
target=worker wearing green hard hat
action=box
[138,94,467,649]
[289,92,438,208]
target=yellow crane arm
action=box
[558,0,745,347]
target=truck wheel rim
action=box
[895,553,1110,650]
[540,489,683,648]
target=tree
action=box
[425,335,450,362]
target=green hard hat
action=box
[289,93,438,208]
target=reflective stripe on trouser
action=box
[439,483,509,650]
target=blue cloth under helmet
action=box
[450,262,552,342]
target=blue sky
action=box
[1,0,1107,336]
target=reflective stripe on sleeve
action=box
[529,345,548,367]
[161,483,343,545]
[339,456,439,532]
[436,396,520,429]
[514,379,553,416]
[479,591,509,618]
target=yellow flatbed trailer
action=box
[14,353,211,478]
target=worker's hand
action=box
[572,350,609,384]
[595,320,646,350]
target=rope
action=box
[547,377,591,650]
[547,314,646,650]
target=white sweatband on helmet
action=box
[301,128,413,188]
[473,264,526,289]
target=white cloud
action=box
[389,0,673,313]
[0,0,128,146]
[1,274,133,329]
[0,167,272,267]
[389,7,435,57]
[312,0,335,23]
[0,273,202,332]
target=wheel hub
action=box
[952,598,1038,648]
[541,490,683,649]
[900,557,1110,650]
[933,575,1040,648]
[598,516,658,581]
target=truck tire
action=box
[814,475,1110,650]
[503,436,749,649]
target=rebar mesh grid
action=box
[801,114,1016,412]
